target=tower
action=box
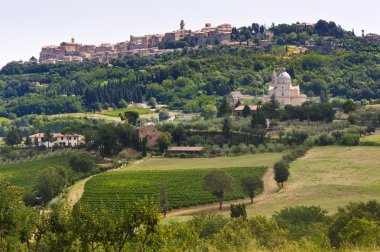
[362,29,365,37]
[180,20,185,30]
[271,69,277,85]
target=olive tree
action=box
[203,170,235,209]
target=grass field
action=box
[0,117,11,123]
[101,106,153,117]
[127,152,285,171]
[248,146,380,216]
[163,146,380,221]
[360,130,380,146]
[81,166,267,211]
[0,155,86,192]
[49,113,121,122]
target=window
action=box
[61,137,64,140]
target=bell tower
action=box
[180,20,185,30]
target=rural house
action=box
[29,133,85,148]
[138,123,163,146]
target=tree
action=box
[159,111,170,121]
[342,100,357,113]
[172,124,186,145]
[69,151,95,173]
[42,130,55,149]
[217,96,232,117]
[222,118,232,144]
[251,107,267,129]
[242,105,251,118]
[157,132,172,152]
[24,136,32,147]
[273,161,290,187]
[121,111,139,125]
[147,97,157,108]
[35,167,68,204]
[159,185,169,218]
[141,137,147,157]
[5,127,22,148]
[262,95,280,119]
[241,175,263,203]
[230,204,247,219]
[203,170,235,209]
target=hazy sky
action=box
[0,0,379,68]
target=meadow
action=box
[360,130,380,146]
[101,106,153,117]
[126,152,285,170]
[80,166,267,211]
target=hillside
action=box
[0,20,379,121]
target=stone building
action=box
[262,69,307,106]
[138,123,163,146]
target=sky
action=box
[0,0,379,68]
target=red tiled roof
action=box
[234,105,257,111]
[168,146,204,152]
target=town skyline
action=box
[1,0,379,68]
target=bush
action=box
[273,205,329,241]
[316,134,335,146]
[230,204,247,219]
[340,133,360,146]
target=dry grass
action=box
[163,146,380,222]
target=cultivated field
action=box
[126,152,285,170]
[0,155,73,191]
[80,166,267,211]
[0,154,96,192]
[169,146,380,221]
[101,106,153,117]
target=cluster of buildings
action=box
[38,21,233,64]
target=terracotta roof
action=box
[168,146,204,152]
[234,105,257,111]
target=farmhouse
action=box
[138,123,163,146]
[29,133,85,148]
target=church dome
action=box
[278,71,291,79]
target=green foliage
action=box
[230,203,247,219]
[159,185,169,217]
[273,205,329,241]
[329,200,380,248]
[241,175,263,203]
[342,100,357,113]
[121,111,139,125]
[341,133,360,146]
[81,166,266,211]
[273,161,290,187]
[157,132,172,152]
[203,170,235,209]
[158,110,170,121]
[69,151,95,173]
[35,167,68,204]
[5,126,21,147]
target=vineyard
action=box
[0,154,82,192]
[80,166,267,211]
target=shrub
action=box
[273,205,329,241]
[316,134,335,146]
[230,204,247,219]
[341,133,360,146]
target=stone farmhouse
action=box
[138,123,163,146]
[29,133,85,148]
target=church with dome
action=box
[262,69,307,106]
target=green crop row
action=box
[80,166,267,211]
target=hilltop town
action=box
[38,21,236,64]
